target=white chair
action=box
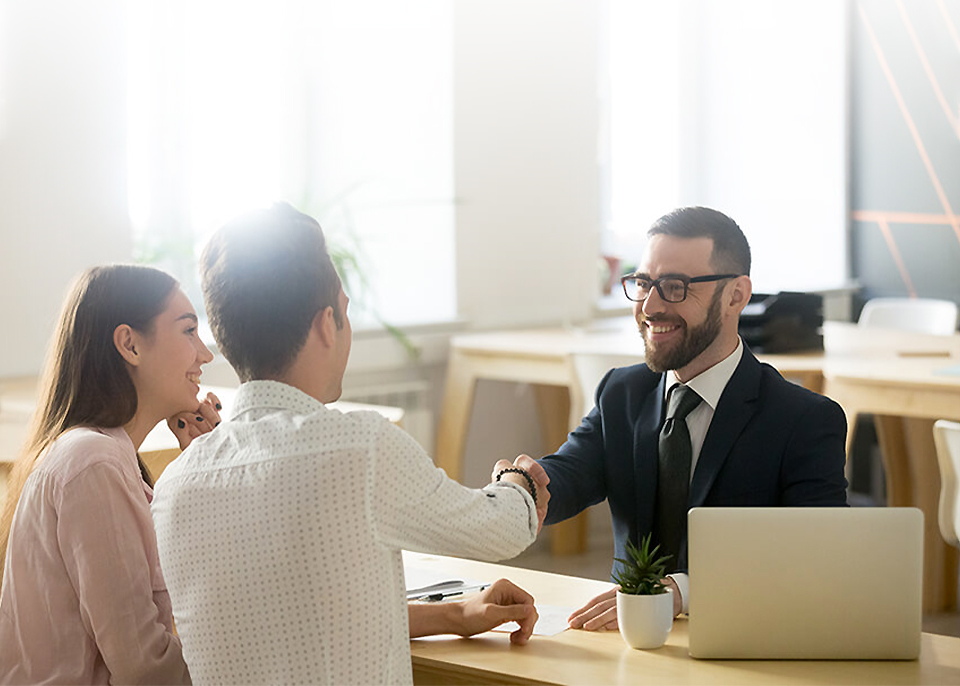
[933,420,960,548]
[858,297,959,335]
[569,352,643,424]
[559,351,642,555]
[847,299,958,506]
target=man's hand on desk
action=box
[408,578,539,645]
[491,455,550,533]
[568,586,619,631]
[568,577,682,631]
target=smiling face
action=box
[634,234,746,380]
[127,288,214,421]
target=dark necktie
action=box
[654,383,703,573]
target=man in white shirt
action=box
[535,206,848,630]
[152,203,548,685]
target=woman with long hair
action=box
[0,265,220,684]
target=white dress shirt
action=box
[663,338,743,613]
[152,381,537,686]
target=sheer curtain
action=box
[126,0,455,327]
[605,0,848,293]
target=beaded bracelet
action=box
[495,467,538,506]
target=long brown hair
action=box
[0,265,177,573]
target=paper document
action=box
[404,565,487,601]
[490,604,573,636]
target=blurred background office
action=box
[0,0,958,624]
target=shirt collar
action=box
[230,380,326,420]
[664,338,743,411]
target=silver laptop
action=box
[688,507,923,660]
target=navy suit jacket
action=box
[539,346,848,577]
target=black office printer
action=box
[738,292,823,353]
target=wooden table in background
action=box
[433,322,825,556]
[433,321,960,612]
[1,380,404,485]
[824,356,960,613]
[407,553,960,686]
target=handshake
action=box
[491,454,551,533]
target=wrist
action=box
[437,600,467,636]
[408,600,465,638]
[495,467,537,505]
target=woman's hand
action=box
[167,391,222,450]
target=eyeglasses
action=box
[620,273,740,303]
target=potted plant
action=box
[613,533,674,650]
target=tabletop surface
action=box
[407,553,960,686]
[449,319,960,380]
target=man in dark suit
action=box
[537,207,848,630]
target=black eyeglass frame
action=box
[620,273,741,303]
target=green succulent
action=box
[612,533,672,595]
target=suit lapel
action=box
[634,373,666,535]
[688,347,762,508]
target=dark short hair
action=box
[200,202,342,382]
[648,206,751,276]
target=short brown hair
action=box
[200,203,342,382]
[648,206,751,276]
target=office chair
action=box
[858,297,959,335]
[933,420,960,548]
[848,298,960,505]
[569,352,643,422]
[556,351,642,554]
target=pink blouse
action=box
[0,426,189,685]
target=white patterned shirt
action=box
[152,381,537,686]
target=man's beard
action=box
[641,288,724,373]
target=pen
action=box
[417,583,491,602]
[406,580,464,598]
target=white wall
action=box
[0,0,603,383]
[0,0,131,377]
[453,0,604,482]
[454,0,602,331]
[680,0,848,294]
[0,0,604,480]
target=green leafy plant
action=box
[299,188,420,360]
[612,533,672,595]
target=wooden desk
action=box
[824,358,960,613]
[1,380,404,484]
[408,553,960,686]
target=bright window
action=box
[127,0,455,328]
[605,0,848,294]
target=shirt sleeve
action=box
[667,572,689,615]
[368,420,537,559]
[57,462,190,685]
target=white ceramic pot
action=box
[616,588,674,650]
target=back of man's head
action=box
[201,202,342,382]
[648,207,751,277]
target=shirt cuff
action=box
[668,572,689,615]
[485,481,538,537]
